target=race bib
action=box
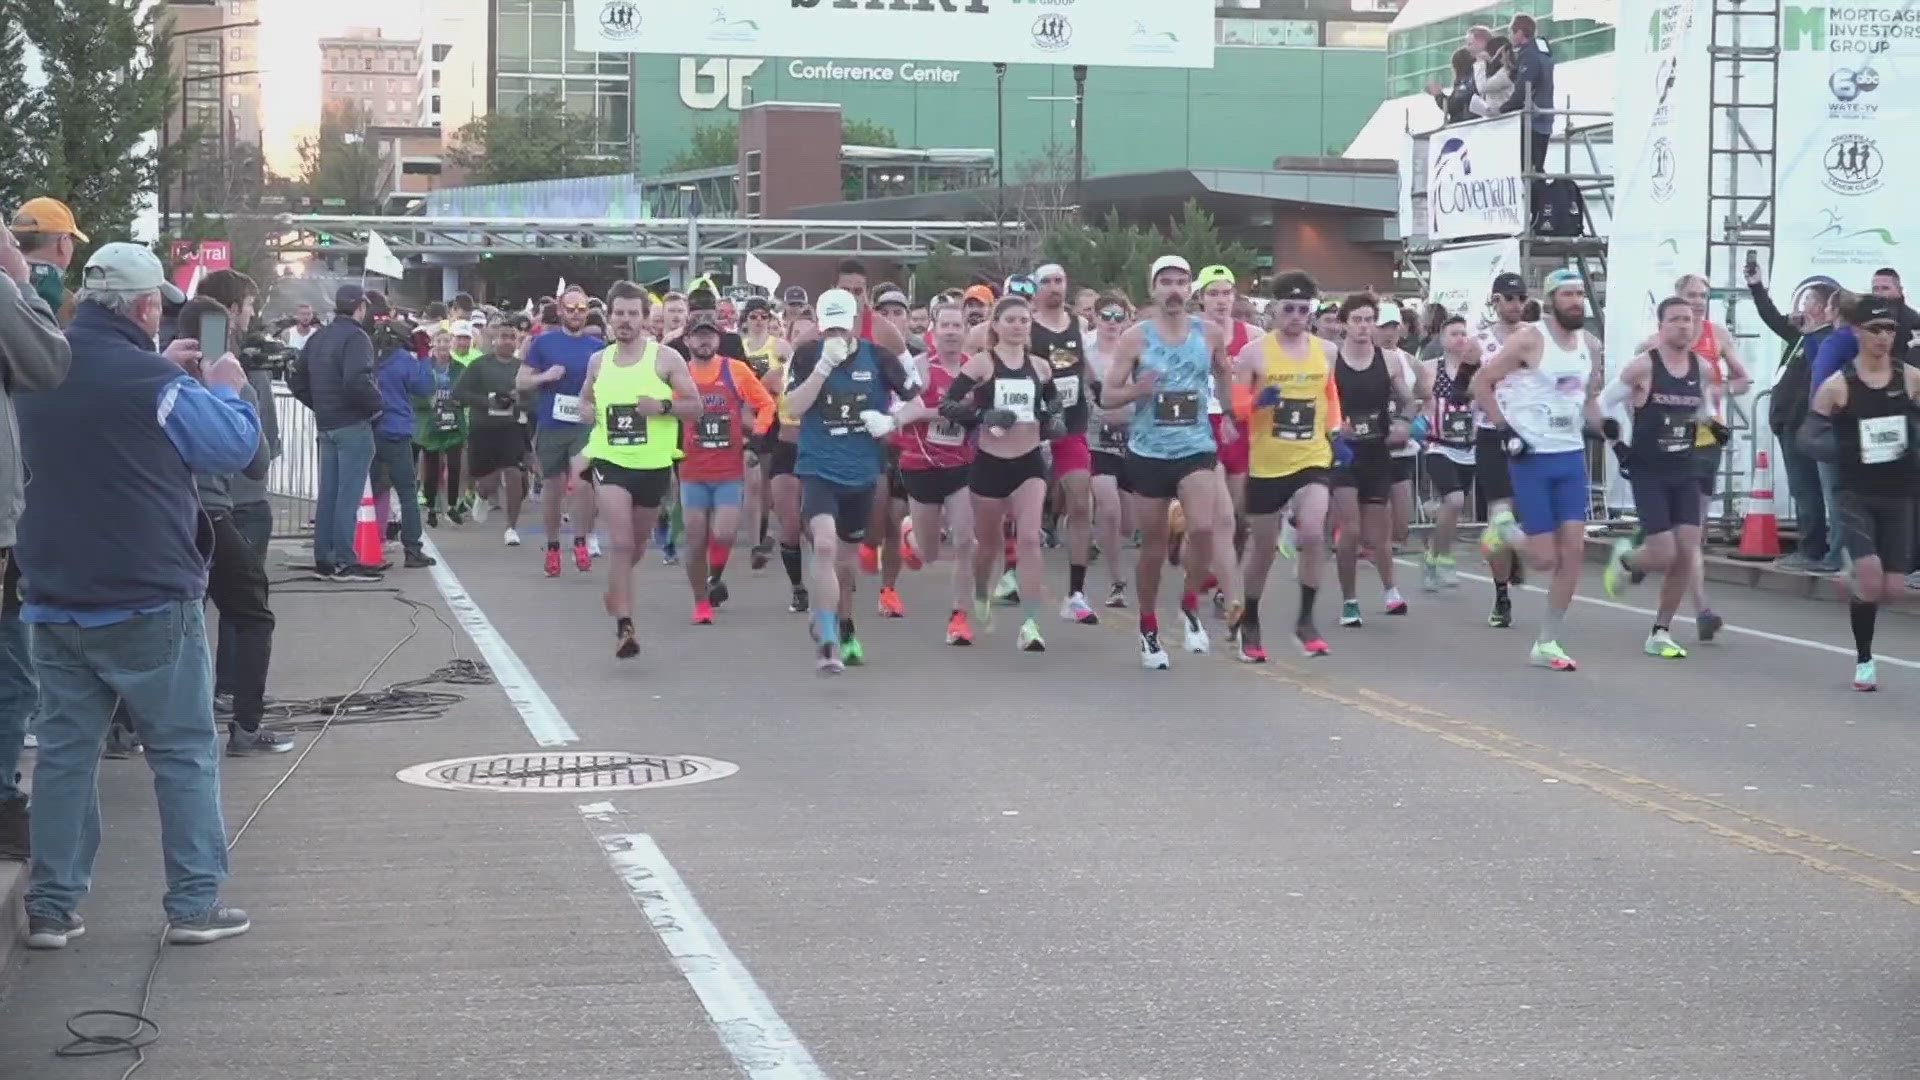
[1153,390,1201,426]
[432,399,461,433]
[1656,417,1697,454]
[487,400,516,418]
[1859,414,1908,464]
[1272,397,1317,441]
[550,393,583,424]
[1349,409,1387,442]
[927,418,966,447]
[1545,399,1580,433]
[1096,423,1130,452]
[994,377,1036,423]
[605,403,644,446]
[694,412,731,450]
[821,389,863,436]
[1054,374,1081,410]
[1441,405,1474,443]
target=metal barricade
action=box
[269,386,318,539]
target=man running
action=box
[1330,293,1417,627]
[516,285,601,576]
[894,302,980,644]
[576,283,700,659]
[1099,255,1234,669]
[782,288,915,673]
[1473,272,1532,627]
[1601,296,1713,659]
[1375,301,1431,553]
[678,309,777,624]
[1472,269,1604,671]
[453,320,531,544]
[1030,263,1102,626]
[1194,265,1256,627]
[865,283,920,616]
[1421,315,1478,590]
[740,296,791,569]
[1232,271,1340,661]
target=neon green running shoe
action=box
[1017,617,1046,652]
[839,635,865,666]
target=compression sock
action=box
[708,542,729,581]
[781,544,803,587]
[1243,596,1261,624]
[1139,612,1158,635]
[1297,584,1317,627]
[1850,599,1877,663]
[1069,563,1087,595]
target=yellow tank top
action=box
[744,335,779,374]
[582,342,678,470]
[773,362,799,428]
[1249,334,1334,479]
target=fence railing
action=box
[269,385,319,540]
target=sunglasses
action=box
[562,303,590,313]
[1098,309,1129,323]
[1277,301,1315,316]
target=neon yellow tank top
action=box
[1249,334,1334,479]
[582,341,678,470]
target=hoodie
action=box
[375,346,435,441]
[0,273,74,546]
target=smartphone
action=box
[196,309,229,364]
[1745,249,1760,274]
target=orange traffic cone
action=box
[353,479,384,568]
[1733,450,1780,561]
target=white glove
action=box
[820,337,851,371]
[859,409,897,439]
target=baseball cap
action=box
[1193,264,1236,294]
[334,283,368,312]
[742,296,771,317]
[1377,300,1404,326]
[1544,268,1584,295]
[1851,294,1898,326]
[11,197,87,243]
[874,287,909,311]
[685,309,721,333]
[450,320,474,338]
[1149,254,1192,285]
[962,284,995,306]
[81,243,184,303]
[817,288,859,332]
[782,285,809,305]
[1491,272,1528,297]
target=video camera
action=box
[236,332,297,377]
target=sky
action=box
[259,0,426,175]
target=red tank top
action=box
[1694,319,1725,416]
[680,357,750,482]
[859,307,876,344]
[895,357,976,472]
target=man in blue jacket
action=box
[14,242,262,949]
[303,284,386,580]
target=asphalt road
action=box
[1,520,1914,1080]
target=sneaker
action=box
[750,541,771,571]
[472,499,491,525]
[1018,617,1046,652]
[1806,555,1843,575]
[899,520,922,570]
[543,547,562,578]
[992,567,1020,605]
[661,544,679,566]
[104,724,141,759]
[1853,659,1877,691]
[1383,587,1408,615]
[615,624,640,660]
[1601,538,1633,598]
[1211,589,1228,621]
[1644,630,1688,660]
[25,912,83,950]
[1140,630,1171,670]
[1060,592,1098,625]
[707,578,730,607]
[1773,551,1809,572]
[972,593,996,635]
[586,534,603,560]
[334,563,384,583]
[840,635,865,666]
[1236,620,1267,663]
[858,543,880,576]
[1438,554,1461,589]
[165,905,251,945]
[1907,571,1920,591]
[1278,519,1297,561]
[0,795,28,861]
[1696,610,1724,643]
[227,727,295,756]
[213,691,235,717]
[1182,608,1210,654]
[403,548,436,569]
[572,539,592,573]
[426,509,440,529]
[877,586,905,618]
[1340,599,1363,627]
[1296,623,1330,658]
[1529,640,1578,672]
[1480,510,1518,558]
[448,508,467,526]
[1421,556,1442,593]
[308,562,336,581]
[503,527,521,546]
[945,610,973,646]
[691,600,714,625]
[1104,581,1128,609]
[788,586,810,613]
[1489,592,1513,629]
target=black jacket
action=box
[1433,71,1475,124]
[302,316,383,431]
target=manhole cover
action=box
[396,752,738,793]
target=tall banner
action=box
[1425,114,1526,241]
[1769,2,1919,310]
[1429,239,1522,321]
[575,0,1214,69]
[1603,0,1713,379]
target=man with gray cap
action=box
[15,242,262,947]
[300,283,386,580]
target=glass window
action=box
[432,69,441,87]
[1326,20,1389,47]
[431,94,441,113]
[433,44,452,62]
[496,10,531,68]
[530,12,564,73]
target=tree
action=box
[841,118,898,148]
[914,241,985,296]
[667,122,739,173]
[18,0,177,250]
[297,103,383,210]
[447,93,629,185]
[0,21,48,213]
[1159,200,1259,289]
[173,142,280,289]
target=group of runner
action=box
[437,257,1909,691]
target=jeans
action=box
[26,601,229,922]
[316,421,376,569]
[217,500,271,700]
[1776,442,1829,560]
[0,553,34,803]
[206,510,274,734]
[372,437,424,551]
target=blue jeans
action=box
[316,421,376,569]
[0,554,34,803]
[371,436,423,550]
[1776,442,1829,560]
[26,601,229,922]
[217,500,272,697]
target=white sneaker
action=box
[586,534,603,559]
[1140,631,1171,670]
[1059,592,1098,625]
[471,499,490,525]
[503,527,522,547]
[1182,609,1210,654]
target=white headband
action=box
[1033,263,1066,282]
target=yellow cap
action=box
[11,197,87,243]
[1192,264,1235,294]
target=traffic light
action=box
[317,232,333,248]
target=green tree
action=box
[19,0,176,251]
[667,122,739,173]
[297,103,383,211]
[914,241,985,296]
[0,21,48,213]
[1159,200,1258,288]
[447,93,629,184]
[841,118,898,148]
[1039,211,1154,298]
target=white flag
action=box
[743,252,780,294]
[365,230,405,280]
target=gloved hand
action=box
[981,407,1019,431]
[819,336,851,371]
[1601,417,1622,443]
[859,409,897,439]
[1611,439,1633,479]
[1254,384,1282,411]
[1707,420,1732,446]
[1407,414,1430,443]
[1498,425,1532,459]
[1331,432,1354,468]
[491,392,516,409]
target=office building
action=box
[321,27,425,126]
[161,0,263,216]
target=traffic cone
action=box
[353,479,384,568]
[1733,450,1780,561]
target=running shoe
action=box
[1278,518,1297,561]
[1224,599,1244,635]
[1182,608,1210,654]
[587,534,603,560]
[543,547,562,578]
[1602,538,1633,598]
[789,586,810,613]
[1489,592,1513,628]
[1296,624,1330,658]
[662,543,678,566]
[1437,553,1460,589]
[900,520,923,570]
[945,610,973,646]
[615,624,640,659]
[472,499,490,525]
[1644,630,1687,659]
[1529,640,1578,672]
[1480,509,1518,558]
[448,507,467,526]
[691,600,714,625]
[1853,659,1877,691]
[1104,581,1129,609]
[858,543,880,576]
[1340,599,1363,627]
[750,540,771,571]
[1235,620,1267,664]
[1695,609,1724,642]
[503,527,520,546]
[572,539,592,572]
[1140,630,1171,670]
[810,614,843,675]
[1060,592,1098,625]
[992,567,1020,605]
[1421,555,1442,593]
[878,586,905,618]
[1018,617,1046,652]
[840,634,865,666]
[708,578,730,607]
[1383,587,1408,615]
[426,509,440,529]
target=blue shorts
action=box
[1506,450,1587,535]
[680,479,744,513]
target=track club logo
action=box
[1822,134,1884,196]
[1031,13,1071,50]
[598,1,640,40]
[1649,137,1677,203]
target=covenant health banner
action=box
[575,0,1215,69]
[1429,239,1522,322]
[1425,113,1527,242]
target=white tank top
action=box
[1390,350,1419,458]
[1496,321,1592,456]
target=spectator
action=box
[1428,49,1476,124]
[0,222,74,862]
[449,291,476,323]
[1473,36,1517,118]
[15,242,259,948]
[1811,289,1860,389]
[1503,14,1557,177]
[1750,265,1837,571]
[305,283,386,581]
[371,312,438,568]
[1420,301,1451,359]
[1869,268,1919,359]
[9,197,85,325]
[282,302,320,350]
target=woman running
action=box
[1086,292,1135,609]
[893,302,980,645]
[413,327,469,528]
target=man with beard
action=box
[676,310,776,624]
[517,285,602,576]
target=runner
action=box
[740,297,792,570]
[1375,300,1432,553]
[1031,263,1101,626]
[942,294,1059,652]
[1232,270,1340,661]
[1421,314,1478,590]
[1799,294,1917,691]
[865,283,921,617]
[961,284,994,329]
[413,327,469,528]
[1193,265,1255,629]
[1473,271,1532,628]
[1330,293,1417,627]
[767,310,814,614]
[782,288,916,673]
[678,309,777,624]
[1314,303,1344,343]
[516,284,602,577]
[1086,292,1135,609]
[1471,269,1605,671]
[453,319,531,544]
[575,283,700,659]
[894,302,980,644]
[1600,296,1712,658]
[1100,255,1234,669]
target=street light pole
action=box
[157,19,260,235]
[994,62,1007,254]
[1072,65,1087,220]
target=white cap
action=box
[817,288,859,332]
[1377,300,1403,326]
[83,242,185,304]
[1148,254,1192,286]
[450,319,474,338]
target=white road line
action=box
[417,536,579,745]
[1391,555,1920,671]
[577,803,828,1080]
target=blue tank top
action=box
[1127,316,1215,460]
[795,341,891,488]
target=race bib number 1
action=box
[1153,390,1200,426]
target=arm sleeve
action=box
[160,376,263,477]
[732,360,777,434]
[1748,283,1799,343]
[787,344,818,386]
[875,346,915,397]
[0,273,72,393]
[1324,370,1344,430]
